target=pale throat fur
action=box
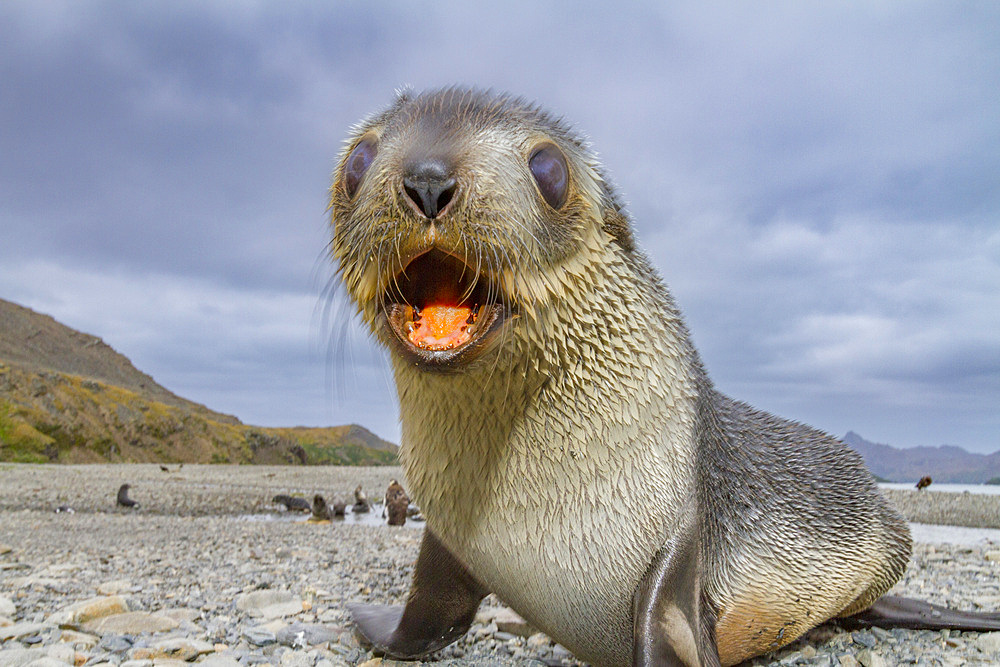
[389,222,702,649]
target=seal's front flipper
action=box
[633,528,720,667]
[841,594,1000,632]
[348,529,487,659]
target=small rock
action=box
[855,649,887,667]
[196,657,241,667]
[984,550,1000,562]
[119,661,153,667]
[0,646,75,667]
[47,596,129,628]
[976,631,1000,653]
[98,635,133,653]
[492,607,536,638]
[17,658,68,667]
[235,590,303,620]
[243,626,277,646]
[96,580,133,596]
[852,632,877,649]
[0,622,51,642]
[525,632,550,650]
[275,623,340,648]
[839,656,860,667]
[0,596,16,616]
[58,630,99,650]
[0,544,12,555]
[160,608,201,624]
[279,651,314,667]
[146,638,214,661]
[81,611,179,635]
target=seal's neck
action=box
[391,231,700,536]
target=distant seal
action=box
[352,484,370,513]
[272,494,310,512]
[331,88,1000,666]
[384,479,409,526]
[116,483,138,509]
[310,494,332,522]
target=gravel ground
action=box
[1,464,999,667]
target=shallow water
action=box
[880,482,1000,495]
[908,522,1000,545]
[238,501,423,529]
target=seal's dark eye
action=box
[529,143,568,210]
[344,137,378,198]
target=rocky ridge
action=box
[0,298,397,466]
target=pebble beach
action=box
[1,464,999,667]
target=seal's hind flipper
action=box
[348,529,487,659]
[633,526,721,667]
[841,595,1000,631]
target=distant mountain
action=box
[0,299,237,422]
[842,431,1000,484]
[0,297,397,465]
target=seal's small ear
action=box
[603,206,635,252]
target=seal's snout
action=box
[402,158,457,219]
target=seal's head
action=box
[330,87,634,371]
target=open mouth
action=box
[382,250,507,365]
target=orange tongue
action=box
[408,305,473,350]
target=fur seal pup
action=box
[116,483,138,509]
[352,484,371,513]
[330,88,1000,666]
[310,494,333,522]
[384,479,409,526]
[272,494,310,512]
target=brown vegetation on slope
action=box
[0,298,397,465]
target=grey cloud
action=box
[1,2,997,451]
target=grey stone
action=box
[0,622,51,642]
[195,657,240,667]
[47,595,130,628]
[58,629,99,649]
[851,632,877,648]
[275,623,339,648]
[99,634,133,652]
[0,596,16,616]
[976,631,1000,654]
[235,591,302,620]
[22,659,70,667]
[0,646,74,667]
[492,607,535,638]
[856,649,888,667]
[136,638,215,661]
[96,580,133,596]
[278,651,313,667]
[243,626,276,646]
[81,611,179,635]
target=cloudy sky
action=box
[1,2,998,453]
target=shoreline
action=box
[2,464,1000,666]
[2,463,1000,529]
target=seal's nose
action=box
[402,158,457,219]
